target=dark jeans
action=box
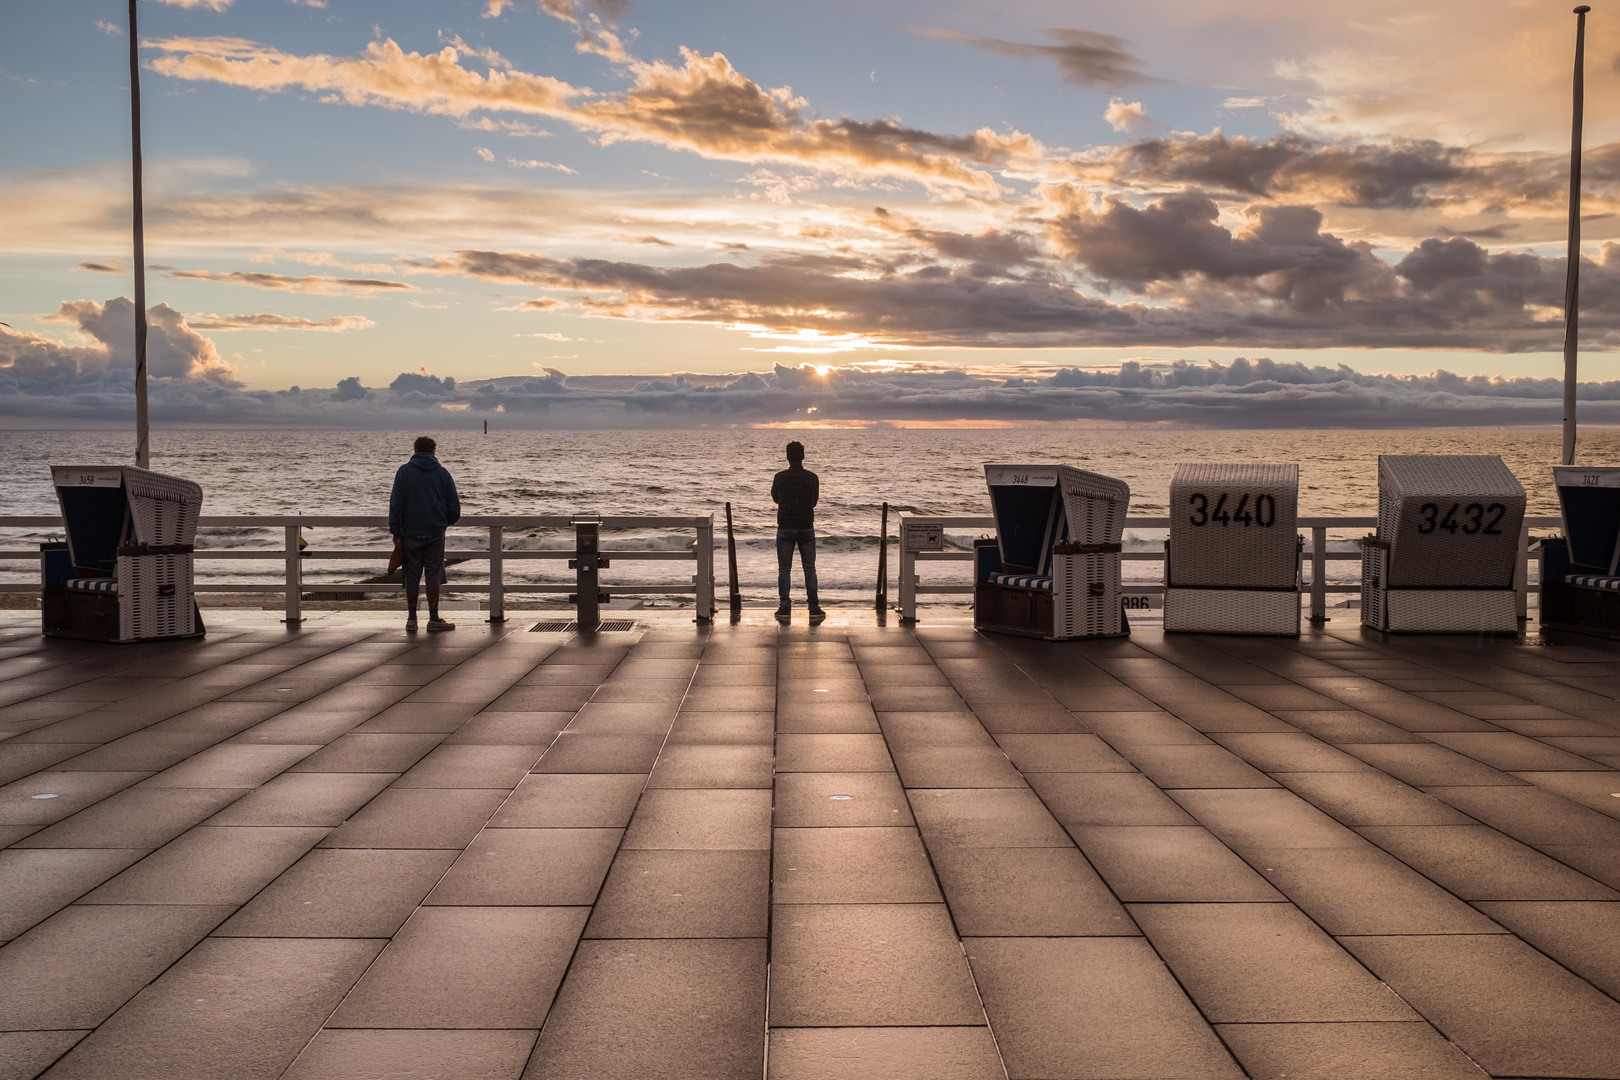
[776,528,819,611]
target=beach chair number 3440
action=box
[1187,492,1277,528]
[1413,502,1507,535]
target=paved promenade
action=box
[3,610,1620,1080]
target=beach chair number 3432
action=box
[1414,502,1507,535]
[1187,492,1277,527]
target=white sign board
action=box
[904,521,944,552]
[985,466,1057,488]
[1121,591,1164,611]
[51,467,122,489]
[1554,467,1620,489]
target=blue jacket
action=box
[389,453,461,537]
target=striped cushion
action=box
[65,577,118,593]
[989,573,1053,590]
[1566,574,1620,591]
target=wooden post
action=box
[726,501,741,615]
[875,502,889,610]
[1563,5,1591,466]
[282,523,301,624]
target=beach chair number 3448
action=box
[1186,492,1277,528]
[1414,502,1507,535]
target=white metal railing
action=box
[895,514,1564,623]
[0,515,716,625]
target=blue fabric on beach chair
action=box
[65,577,118,593]
[1564,574,1620,591]
[988,572,1053,590]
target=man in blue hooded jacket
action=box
[389,435,461,631]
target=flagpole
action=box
[1562,5,1590,467]
[129,0,150,469]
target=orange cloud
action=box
[167,269,416,295]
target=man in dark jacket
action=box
[771,440,825,624]
[389,435,462,631]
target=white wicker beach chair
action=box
[1360,455,1524,633]
[43,465,204,642]
[975,463,1130,640]
[1164,463,1300,634]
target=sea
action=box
[2,426,1612,605]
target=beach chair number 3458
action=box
[1187,492,1277,528]
[1414,502,1507,535]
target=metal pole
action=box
[1563,5,1590,467]
[282,523,301,624]
[1310,526,1327,623]
[899,517,917,624]
[875,502,889,610]
[129,0,150,469]
[695,515,715,624]
[1515,523,1531,621]
[725,501,741,615]
[571,520,601,630]
[487,524,505,623]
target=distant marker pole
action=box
[129,0,150,469]
[1562,5,1590,467]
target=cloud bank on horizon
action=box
[6,0,1620,418]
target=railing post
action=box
[1310,526,1327,624]
[571,520,602,630]
[725,503,742,616]
[695,515,715,624]
[1515,523,1531,620]
[899,517,917,624]
[487,524,505,623]
[283,522,301,624]
[875,502,889,611]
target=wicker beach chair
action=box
[1539,466,1620,638]
[1360,455,1524,633]
[1164,463,1300,634]
[41,465,204,642]
[974,463,1130,640]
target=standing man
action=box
[390,435,461,631]
[772,440,825,624]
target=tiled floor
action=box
[2,610,1620,1079]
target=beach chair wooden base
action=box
[1164,587,1300,635]
[1539,579,1620,640]
[974,581,1129,641]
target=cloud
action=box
[96,19,123,36]
[166,269,416,295]
[914,26,1167,91]
[1103,98,1152,135]
[76,259,127,274]
[484,0,628,24]
[332,376,367,400]
[151,0,233,9]
[1222,97,1266,109]
[184,313,375,332]
[507,157,578,173]
[248,249,396,274]
[476,146,496,161]
[12,296,235,382]
[144,35,1038,193]
[287,0,327,7]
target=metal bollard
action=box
[487,524,505,624]
[283,523,302,625]
[875,502,889,611]
[1310,526,1326,624]
[569,520,607,629]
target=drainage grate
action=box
[529,619,639,633]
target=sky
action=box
[6,0,1620,428]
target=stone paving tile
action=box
[1071,825,1282,902]
[1213,1022,1489,1080]
[1472,901,1620,999]
[0,1031,90,1080]
[425,828,620,906]
[647,743,773,788]
[331,906,587,1028]
[531,733,665,773]
[770,904,983,1026]
[966,936,1244,1080]
[766,1027,1003,1080]
[1165,699,1299,731]
[488,773,645,828]
[1343,933,1620,1079]
[319,788,508,849]
[877,712,998,749]
[0,744,98,785]
[567,702,680,734]
[0,903,233,1029]
[1115,744,1282,789]
[929,845,1137,935]
[1171,788,1365,849]
[1209,731,1376,772]
[772,827,940,904]
[41,937,383,1080]
[584,849,768,938]
[0,770,151,827]
[1131,902,1417,1022]
[1244,844,1504,935]
[1029,772,1197,827]
[909,788,1073,847]
[214,849,459,937]
[1423,731,1611,772]
[665,711,775,745]
[621,788,772,849]
[775,733,894,772]
[289,732,447,773]
[1077,712,1210,745]
[993,733,1133,772]
[524,939,765,1080]
[81,825,327,905]
[1358,824,1620,900]
[203,771,395,826]
[0,848,146,942]
[12,786,245,849]
[135,742,320,788]
[1272,770,1476,826]
[775,773,914,828]
[393,745,543,789]
[590,678,689,704]
[889,745,1025,788]
[282,1030,539,1080]
[1421,785,1620,846]
[1510,769,1620,820]
[773,699,880,733]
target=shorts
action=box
[401,534,448,589]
